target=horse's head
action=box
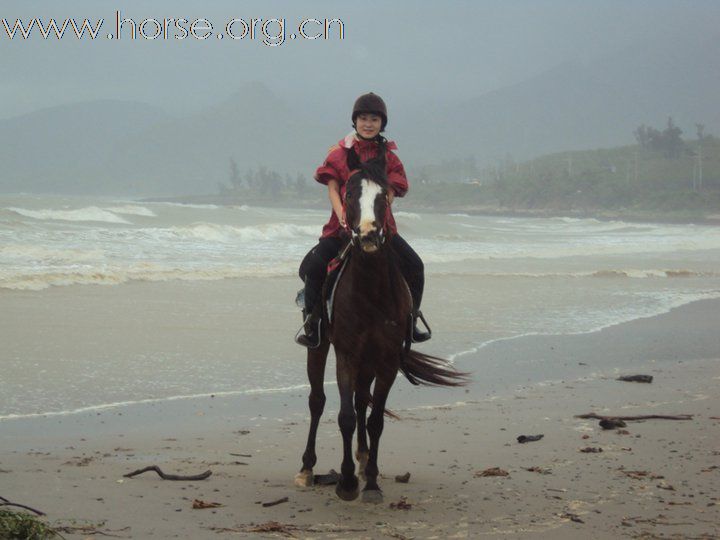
[344,170,389,253]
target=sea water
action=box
[2,193,720,418]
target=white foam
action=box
[417,234,720,262]
[0,263,298,290]
[0,383,313,422]
[7,206,131,224]
[159,222,318,243]
[395,211,421,220]
[427,269,717,279]
[104,205,157,217]
[0,244,105,263]
[446,291,720,363]
[158,202,220,209]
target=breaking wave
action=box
[0,263,297,291]
[6,206,132,224]
[159,222,318,242]
[0,244,105,263]
[429,268,718,279]
[104,205,157,217]
[395,211,421,220]
[0,383,313,421]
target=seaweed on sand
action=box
[0,509,60,540]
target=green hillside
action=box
[173,136,720,224]
[407,137,720,221]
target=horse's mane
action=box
[346,136,389,189]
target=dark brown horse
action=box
[295,153,468,502]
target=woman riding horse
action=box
[295,142,468,502]
[297,92,430,348]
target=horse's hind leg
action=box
[335,355,359,501]
[295,340,329,488]
[361,373,394,503]
[354,374,373,480]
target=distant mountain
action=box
[0,100,169,193]
[105,82,331,196]
[397,34,720,167]
[2,33,719,196]
[0,83,334,196]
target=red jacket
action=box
[314,132,409,238]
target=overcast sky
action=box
[2,0,720,120]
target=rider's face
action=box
[355,113,382,139]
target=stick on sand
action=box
[575,413,693,421]
[0,496,46,516]
[123,465,212,481]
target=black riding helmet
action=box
[352,92,388,131]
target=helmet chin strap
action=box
[354,130,379,142]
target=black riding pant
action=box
[298,235,425,315]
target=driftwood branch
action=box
[575,413,693,421]
[0,496,45,516]
[262,497,289,508]
[123,465,212,481]
[210,522,369,536]
[55,524,130,537]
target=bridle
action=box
[342,170,389,247]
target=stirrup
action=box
[412,310,432,343]
[295,313,322,349]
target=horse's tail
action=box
[367,395,401,420]
[400,350,470,387]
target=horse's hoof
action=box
[335,476,359,501]
[361,488,383,504]
[294,469,313,488]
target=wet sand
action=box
[1,299,719,538]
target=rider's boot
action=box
[412,309,431,343]
[296,309,322,349]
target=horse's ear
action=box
[346,147,361,171]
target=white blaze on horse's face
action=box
[358,179,383,252]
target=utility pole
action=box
[634,150,638,184]
[692,143,704,192]
[698,144,703,191]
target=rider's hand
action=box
[336,211,346,228]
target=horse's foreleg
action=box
[361,372,394,503]
[354,374,373,480]
[295,340,329,488]
[335,355,359,501]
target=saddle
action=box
[325,254,349,324]
[294,242,351,324]
[294,242,427,351]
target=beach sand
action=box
[1,295,719,538]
